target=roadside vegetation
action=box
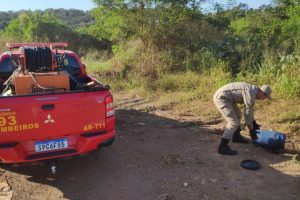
[0,0,299,152]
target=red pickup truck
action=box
[0,43,115,170]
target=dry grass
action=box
[84,40,300,153]
[113,87,300,154]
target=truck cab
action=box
[0,52,19,89]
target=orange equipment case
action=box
[14,72,70,95]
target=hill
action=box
[0,9,93,30]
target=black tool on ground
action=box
[241,159,261,170]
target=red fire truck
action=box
[0,43,115,173]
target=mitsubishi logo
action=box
[44,114,55,124]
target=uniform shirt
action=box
[214,82,259,127]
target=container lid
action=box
[241,159,261,170]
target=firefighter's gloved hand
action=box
[253,120,261,130]
[250,129,258,140]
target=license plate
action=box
[35,139,68,152]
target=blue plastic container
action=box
[252,130,286,150]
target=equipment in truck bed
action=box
[14,72,70,95]
[23,46,53,72]
[9,43,70,94]
[1,42,99,96]
[7,42,68,73]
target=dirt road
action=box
[0,95,299,200]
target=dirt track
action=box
[0,95,299,200]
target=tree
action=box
[281,5,300,51]
[78,7,127,41]
[1,11,109,53]
[274,0,300,7]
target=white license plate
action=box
[35,139,68,152]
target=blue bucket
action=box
[252,130,286,150]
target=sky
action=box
[0,0,96,11]
[0,0,272,12]
[201,0,273,11]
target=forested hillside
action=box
[0,0,299,98]
[0,9,93,30]
[0,11,19,30]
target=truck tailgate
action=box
[0,90,115,162]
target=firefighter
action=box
[213,82,272,155]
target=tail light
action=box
[105,95,115,118]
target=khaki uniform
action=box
[213,82,259,139]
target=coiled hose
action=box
[24,46,52,72]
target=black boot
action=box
[218,138,237,155]
[232,127,249,144]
